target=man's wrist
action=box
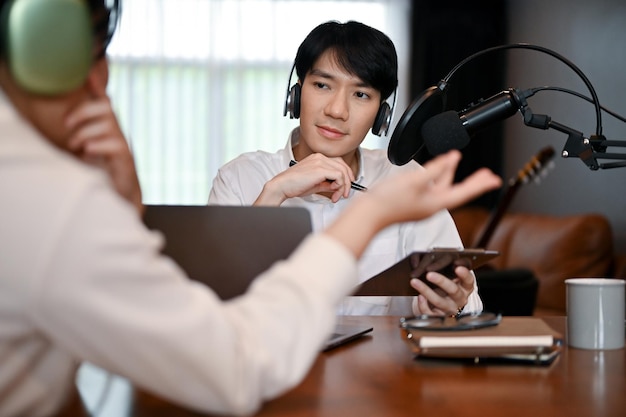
[451,306,465,318]
[254,181,286,206]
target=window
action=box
[107,0,410,204]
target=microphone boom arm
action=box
[397,44,626,170]
[517,100,626,170]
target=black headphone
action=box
[283,62,397,137]
[0,0,120,95]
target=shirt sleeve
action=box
[31,180,358,415]
[208,167,244,205]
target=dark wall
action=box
[409,0,508,208]
[408,0,626,253]
[504,0,626,253]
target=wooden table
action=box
[81,316,626,417]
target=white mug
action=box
[565,278,625,350]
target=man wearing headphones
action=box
[209,21,483,316]
[0,2,501,415]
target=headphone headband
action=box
[283,62,397,136]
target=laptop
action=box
[143,205,372,350]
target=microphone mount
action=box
[513,89,626,170]
[439,44,626,170]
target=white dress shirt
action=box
[209,128,483,315]
[0,93,359,416]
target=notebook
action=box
[400,317,563,365]
[143,205,372,350]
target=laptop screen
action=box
[143,205,312,300]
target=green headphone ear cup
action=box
[5,0,93,95]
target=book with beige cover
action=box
[400,317,564,365]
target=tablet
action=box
[353,248,500,296]
[408,248,500,284]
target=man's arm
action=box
[325,151,501,259]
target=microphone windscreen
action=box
[388,86,445,165]
[421,110,471,156]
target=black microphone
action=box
[421,89,526,156]
[390,43,626,170]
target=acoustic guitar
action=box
[473,146,556,248]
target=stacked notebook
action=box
[400,317,563,365]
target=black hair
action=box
[294,20,398,101]
[89,0,121,57]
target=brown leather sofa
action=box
[451,207,626,316]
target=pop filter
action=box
[387,85,446,165]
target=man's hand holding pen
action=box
[253,153,364,206]
[289,160,368,192]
